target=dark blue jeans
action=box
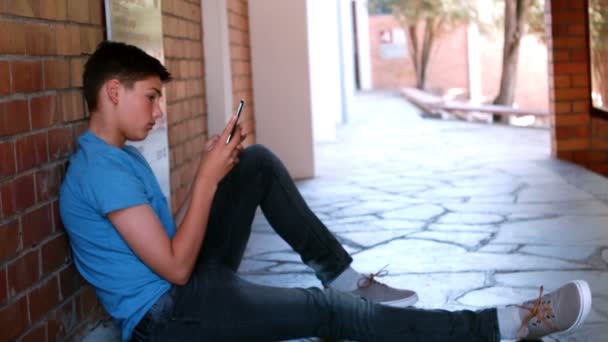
[132,145,499,341]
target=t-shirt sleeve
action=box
[85,164,149,215]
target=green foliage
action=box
[486,0,545,40]
[368,0,393,15]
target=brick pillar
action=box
[227,0,256,145]
[162,1,208,213]
[0,1,105,340]
[545,0,593,164]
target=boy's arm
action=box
[174,134,222,228]
[108,117,243,285]
[174,182,193,228]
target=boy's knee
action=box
[241,144,276,165]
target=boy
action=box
[60,41,591,341]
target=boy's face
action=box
[117,76,164,141]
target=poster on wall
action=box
[104,0,172,203]
[379,28,407,60]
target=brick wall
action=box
[368,15,468,95]
[545,0,599,169]
[369,15,549,112]
[0,0,214,340]
[162,0,207,214]
[0,1,105,340]
[227,0,255,145]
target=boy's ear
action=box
[105,79,121,105]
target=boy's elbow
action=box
[170,266,191,286]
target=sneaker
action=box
[511,280,592,340]
[350,266,418,307]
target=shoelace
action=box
[512,285,557,338]
[357,264,389,289]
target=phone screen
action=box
[226,99,245,144]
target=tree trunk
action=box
[407,25,422,88]
[419,18,436,90]
[407,19,436,90]
[494,0,530,108]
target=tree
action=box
[369,0,477,90]
[589,0,608,110]
[492,0,544,107]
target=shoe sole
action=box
[561,279,592,335]
[381,293,419,307]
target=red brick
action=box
[551,37,587,50]
[592,119,608,137]
[556,138,590,150]
[55,24,81,56]
[553,62,588,75]
[89,0,103,25]
[550,11,586,26]
[586,151,608,163]
[59,264,83,299]
[569,50,588,64]
[6,0,40,17]
[76,285,97,320]
[67,0,89,23]
[51,200,63,232]
[59,91,85,122]
[30,95,59,130]
[555,149,574,160]
[554,88,590,101]
[552,50,570,62]
[568,20,586,32]
[69,57,84,87]
[0,141,16,179]
[556,126,590,140]
[48,127,73,162]
[227,0,247,16]
[0,219,20,261]
[0,295,29,340]
[588,163,608,175]
[7,250,40,295]
[47,299,74,342]
[16,132,49,172]
[24,22,57,56]
[572,74,590,87]
[591,136,608,149]
[553,74,571,88]
[0,61,9,95]
[10,60,43,93]
[0,21,26,54]
[28,275,60,322]
[35,165,63,203]
[572,100,590,113]
[22,204,53,248]
[72,122,88,148]
[572,150,589,165]
[20,323,46,342]
[80,27,103,54]
[0,100,29,137]
[44,59,71,90]
[40,0,67,20]
[41,234,69,275]
[0,174,35,217]
[0,268,6,305]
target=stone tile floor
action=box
[84,91,608,341]
[238,91,608,341]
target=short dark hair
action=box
[83,41,172,112]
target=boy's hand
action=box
[205,135,220,152]
[198,115,244,185]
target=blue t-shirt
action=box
[59,131,176,342]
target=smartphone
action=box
[226,99,245,144]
